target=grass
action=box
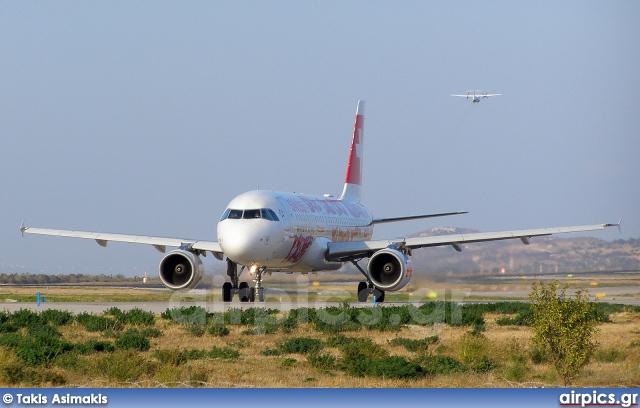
[0,303,638,387]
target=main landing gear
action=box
[223,259,265,302]
[350,259,385,303]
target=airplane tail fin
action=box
[339,100,364,202]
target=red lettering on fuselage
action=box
[284,235,314,263]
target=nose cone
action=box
[218,220,256,264]
[218,222,259,265]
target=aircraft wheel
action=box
[357,282,368,303]
[222,282,232,302]
[239,282,250,302]
[249,287,256,302]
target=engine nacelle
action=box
[158,249,204,291]
[367,248,412,291]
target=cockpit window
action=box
[220,208,279,221]
[227,209,243,219]
[243,209,261,219]
[261,208,280,221]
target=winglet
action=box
[20,221,26,237]
[604,218,622,234]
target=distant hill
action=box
[407,227,640,277]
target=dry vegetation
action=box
[0,301,639,388]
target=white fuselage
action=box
[217,190,373,272]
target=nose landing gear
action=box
[250,266,267,302]
[222,259,265,302]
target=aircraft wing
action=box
[451,94,470,97]
[371,211,467,225]
[20,224,223,256]
[325,222,619,262]
[482,94,501,97]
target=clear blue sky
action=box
[2,1,638,277]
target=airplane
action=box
[451,90,501,103]
[20,100,619,303]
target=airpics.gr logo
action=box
[559,390,638,408]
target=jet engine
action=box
[158,249,204,290]
[367,248,412,291]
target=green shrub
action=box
[75,340,115,354]
[111,308,155,326]
[595,347,626,363]
[0,333,22,348]
[240,307,279,326]
[241,328,256,335]
[161,306,208,325]
[153,349,190,366]
[496,309,534,326]
[505,361,527,382]
[340,352,424,379]
[457,332,494,373]
[226,339,251,349]
[281,357,297,367]
[10,309,41,328]
[208,324,230,337]
[278,337,323,354]
[307,353,336,370]
[184,324,206,337]
[27,322,61,338]
[138,327,163,338]
[243,323,279,335]
[312,307,361,333]
[280,314,298,333]
[54,353,93,375]
[114,330,151,351]
[416,355,466,375]
[339,338,388,360]
[41,309,74,326]
[364,356,425,379]
[529,281,599,385]
[17,337,73,367]
[326,335,359,349]
[1,362,67,386]
[188,369,208,386]
[0,322,18,333]
[76,313,123,332]
[389,336,439,352]
[260,348,282,356]
[505,340,527,364]
[529,344,550,364]
[95,350,156,382]
[209,346,240,360]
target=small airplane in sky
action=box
[451,90,501,103]
[21,100,617,303]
